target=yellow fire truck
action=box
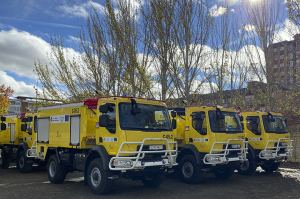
[169,106,247,183]
[31,97,177,194]
[0,115,22,169]
[239,111,292,175]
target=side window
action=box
[246,116,261,135]
[191,112,206,133]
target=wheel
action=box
[177,154,203,184]
[17,151,33,173]
[1,151,10,169]
[261,161,280,173]
[213,165,234,179]
[87,159,112,194]
[142,172,164,188]
[239,147,257,175]
[47,155,67,184]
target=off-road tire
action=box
[177,154,203,184]
[17,150,33,173]
[47,155,67,184]
[1,151,10,169]
[87,159,112,194]
[239,147,257,175]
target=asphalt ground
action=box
[0,166,300,199]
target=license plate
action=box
[149,145,163,150]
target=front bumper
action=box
[203,139,248,165]
[259,138,293,160]
[109,138,177,171]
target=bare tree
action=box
[142,0,178,100]
[170,0,212,104]
[36,0,153,101]
[243,0,283,82]
[242,0,283,110]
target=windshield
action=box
[119,103,172,131]
[208,111,242,133]
[262,115,288,133]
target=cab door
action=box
[97,101,120,155]
[185,109,210,153]
[244,115,263,149]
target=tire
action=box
[47,155,67,184]
[142,172,164,188]
[261,161,280,173]
[87,159,112,194]
[239,147,257,176]
[177,154,203,184]
[1,151,10,169]
[17,151,33,173]
[213,165,234,179]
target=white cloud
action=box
[0,29,81,77]
[209,5,227,17]
[0,71,36,96]
[58,1,105,18]
[0,29,83,97]
[0,29,50,77]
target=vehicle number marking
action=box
[72,108,80,114]
[193,138,208,142]
[163,134,173,139]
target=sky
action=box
[0,0,296,97]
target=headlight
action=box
[279,142,288,147]
[230,144,241,149]
[113,159,133,168]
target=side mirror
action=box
[34,116,38,133]
[0,116,6,122]
[240,116,244,122]
[191,112,206,135]
[99,104,109,113]
[21,124,27,132]
[251,122,261,135]
[216,108,225,120]
[200,128,207,135]
[27,127,33,135]
[171,111,177,118]
[99,115,109,127]
[0,123,6,131]
[267,113,275,122]
[27,117,33,122]
[172,119,177,129]
[284,118,288,126]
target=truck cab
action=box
[170,106,247,183]
[87,97,177,193]
[240,111,292,175]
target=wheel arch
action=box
[84,146,110,181]
[178,145,202,164]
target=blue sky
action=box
[0,0,292,97]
